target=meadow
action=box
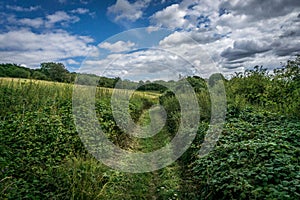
[0,56,299,199]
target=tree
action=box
[40,62,69,82]
[31,70,48,80]
[13,68,30,78]
[0,64,31,78]
[186,76,207,92]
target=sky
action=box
[0,0,299,80]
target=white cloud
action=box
[148,0,300,75]
[76,0,300,78]
[66,59,80,65]
[150,4,187,29]
[6,5,41,12]
[2,0,299,78]
[1,14,45,29]
[107,0,151,22]
[46,11,80,27]
[220,0,300,20]
[71,8,90,14]
[0,5,96,69]
[81,49,195,80]
[1,10,82,29]
[159,31,191,46]
[149,0,221,30]
[146,26,160,33]
[0,29,96,68]
[18,18,44,28]
[98,41,136,53]
[159,30,224,47]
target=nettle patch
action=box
[191,108,300,199]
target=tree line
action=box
[0,62,122,88]
[0,62,75,83]
[1,55,299,103]
[0,62,208,92]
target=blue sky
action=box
[0,0,299,79]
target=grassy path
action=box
[131,105,182,199]
[98,105,184,199]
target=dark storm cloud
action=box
[279,15,300,38]
[220,0,300,20]
[273,43,300,56]
[280,30,300,38]
[222,57,251,69]
[227,59,249,65]
[221,40,271,61]
[190,31,224,44]
[223,64,243,69]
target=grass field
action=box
[0,75,299,199]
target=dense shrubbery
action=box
[227,56,300,118]
[157,56,300,199]
[190,108,300,199]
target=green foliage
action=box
[137,81,168,92]
[227,56,300,118]
[186,76,206,92]
[98,76,120,88]
[227,65,270,105]
[31,70,48,80]
[0,79,165,199]
[48,156,110,199]
[40,62,71,82]
[159,90,181,134]
[191,108,300,199]
[0,64,31,78]
[0,80,87,199]
[1,56,300,199]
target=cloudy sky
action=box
[0,0,299,79]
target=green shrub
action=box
[191,109,300,199]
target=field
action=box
[0,59,300,200]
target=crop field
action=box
[0,57,300,199]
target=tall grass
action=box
[0,78,172,199]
